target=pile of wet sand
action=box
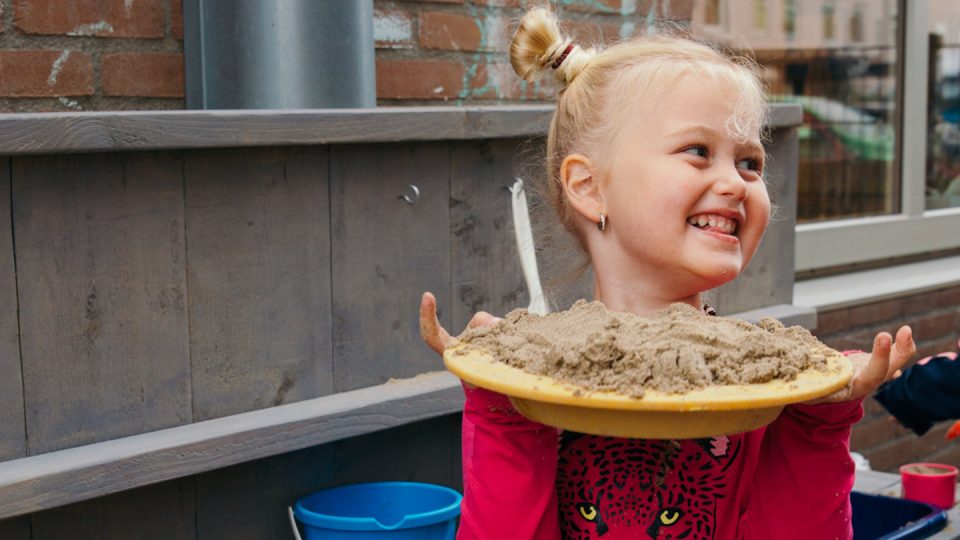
[455,300,837,398]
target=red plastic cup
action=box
[900,463,959,509]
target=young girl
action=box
[421,6,916,539]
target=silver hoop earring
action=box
[598,213,606,232]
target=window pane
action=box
[691,1,899,223]
[927,1,960,210]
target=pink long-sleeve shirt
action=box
[457,384,863,540]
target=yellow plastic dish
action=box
[444,345,854,439]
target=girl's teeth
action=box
[689,214,737,234]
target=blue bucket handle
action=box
[287,506,303,540]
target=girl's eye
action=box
[683,145,709,158]
[737,157,763,173]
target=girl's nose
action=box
[712,164,749,201]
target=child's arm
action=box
[420,293,562,539]
[744,398,863,539]
[458,384,561,540]
[874,346,960,436]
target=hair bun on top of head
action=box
[510,7,595,85]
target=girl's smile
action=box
[686,210,743,238]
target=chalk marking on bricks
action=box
[47,51,72,87]
[58,97,83,110]
[373,11,411,45]
[67,21,114,36]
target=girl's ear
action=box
[561,153,604,223]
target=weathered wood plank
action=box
[449,139,528,328]
[0,107,552,155]
[715,126,799,314]
[185,147,333,421]
[0,515,31,540]
[0,371,462,520]
[30,478,196,540]
[13,152,191,455]
[0,105,801,156]
[330,143,451,392]
[0,157,27,462]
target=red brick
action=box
[473,0,523,6]
[170,0,182,39]
[561,20,624,45]
[406,0,463,3]
[376,59,465,99]
[482,15,513,52]
[631,0,692,20]
[937,286,960,309]
[927,441,960,469]
[468,62,556,100]
[14,0,164,38]
[847,298,904,328]
[916,423,954,458]
[821,335,868,353]
[901,285,960,313]
[666,0,694,20]
[102,53,183,97]
[562,0,620,14]
[375,6,414,49]
[912,310,960,342]
[419,11,481,51]
[901,288,942,314]
[862,397,886,418]
[851,415,911,451]
[0,49,93,97]
[865,423,953,472]
[813,307,850,336]
[915,334,960,360]
[861,436,918,472]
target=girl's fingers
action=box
[888,326,915,378]
[419,292,454,355]
[854,332,892,398]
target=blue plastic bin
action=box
[852,491,948,540]
[293,482,462,540]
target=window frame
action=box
[795,0,960,272]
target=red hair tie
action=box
[551,44,575,69]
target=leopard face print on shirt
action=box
[557,432,741,539]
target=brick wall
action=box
[0,0,184,112]
[814,285,960,472]
[0,0,692,112]
[374,0,692,103]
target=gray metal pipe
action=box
[184,0,375,109]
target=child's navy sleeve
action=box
[874,355,960,436]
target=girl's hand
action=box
[812,326,915,404]
[419,291,501,355]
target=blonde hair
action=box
[510,7,768,244]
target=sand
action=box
[902,464,957,476]
[454,300,836,398]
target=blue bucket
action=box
[292,482,462,540]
